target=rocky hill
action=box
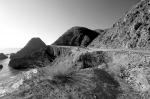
[9,44,72,69]
[52,26,100,47]
[9,38,47,68]
[89,0,150,50]
[10,37,46,59]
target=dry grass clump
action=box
[3,67,121,99]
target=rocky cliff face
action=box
[89,0,150,50]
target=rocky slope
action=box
[89,0,150,50]
[52,26,100,47]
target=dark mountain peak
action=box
[67,26,98,35]
[70,26,87,29]
[24,37,46,49]
[10,37,46,59]
[52,26,101,47]
[28,37,44,43]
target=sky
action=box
[0,0,139,48]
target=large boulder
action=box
[52,26,100,47]
[0,53,8,60]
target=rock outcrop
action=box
[52,26,100,47]
[9,37,47,69]
[0,53,8,60]
[9,45,72,69]
[10,37,46,59]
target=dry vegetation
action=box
[2,67,121,99]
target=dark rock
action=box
[10,37,46,59]
[52,26,100,47]
[9,45,71,69]
[9,37,47,69]
[9,53,15,59]
[0,64,3,69]
[0,53,8,60]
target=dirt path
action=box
[50,45,150,55]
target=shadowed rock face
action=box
[0,53,8,60]
[9,38,47,69]
[0,65,3,69]
[52,26,100,47]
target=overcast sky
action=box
[0,0,139,48]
